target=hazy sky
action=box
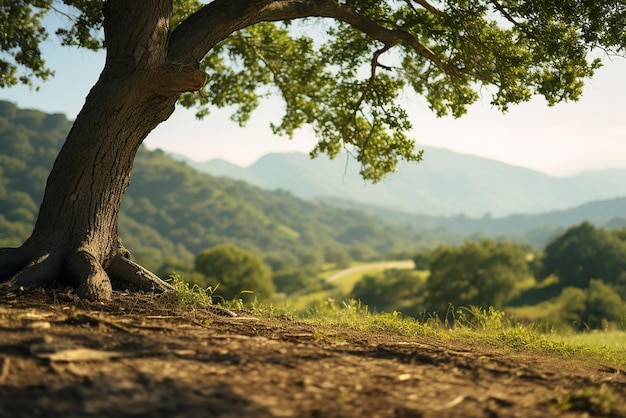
[2,23,626,177]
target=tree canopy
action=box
[194,243,274,300]
[425,239,529,313]
[539,222,626,290]
[555,279,624,330]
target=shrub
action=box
[194,243,274,301]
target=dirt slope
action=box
[0,290,624,418]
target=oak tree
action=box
[425,239,529,313]
[194,244,274,300]
[1,0,625,300]
[539,222,626,290]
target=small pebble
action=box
[25,321,51,330]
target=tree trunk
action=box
[0,0,204,300]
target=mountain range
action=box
[171,149,626,218]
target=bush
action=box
[540,222,626,290]
[350,269,424,313]
[272,268,326,295]
[425,239,529,317]
[555,279,624,330]
[194,243,274,301]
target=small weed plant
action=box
[160,274,220,307]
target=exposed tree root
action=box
[1,244,174,302]
[67,250,113,301]
[0,251,62,295]
[107,254,175,293]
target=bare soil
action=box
[0,290,624,418]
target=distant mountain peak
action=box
[168,148,626,217]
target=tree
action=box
[194,243,274,300]
[350,268,424,313]
[425,239,529,314]
[324,247,352,269]
[1,0,625,300]
[540,222,626,290]
[556,279,624,331]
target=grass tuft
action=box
[159,274,218,307]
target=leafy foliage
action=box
[539,222,626,290]
[272,267,329,295]
[555,279,624,331]
[0,1,54,87]
[172,0,626,180]
[350,268,425,314]
[425,239,530,314]
[3,1,626,181]
[194,243,274,301]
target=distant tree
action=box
[347,244,378,262]
[272,267,326,295]
[611,228,626,242]
[556,279,624,331]
[425,240,529,315]
[412,252,429,270]
[540,222,626,290]
[194,244,274,300]
[324,247,352,269]
[263,252,299,273]
[350,269,424,313]
[296,250,323,270]
[555,286,587,327]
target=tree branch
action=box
[410,0,444,17]
[489,0,532,37]
[258,0,458,76]
[168,0,276,64]
[142,63,206,95]
[168,0,458,76]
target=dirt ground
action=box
[0,290,625,418]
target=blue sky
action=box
[2,25,626,177]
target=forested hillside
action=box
[0,101,443,275]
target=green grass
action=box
[165,273,626,369]
[301,302,626,367]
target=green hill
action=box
[0,101,436,274]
